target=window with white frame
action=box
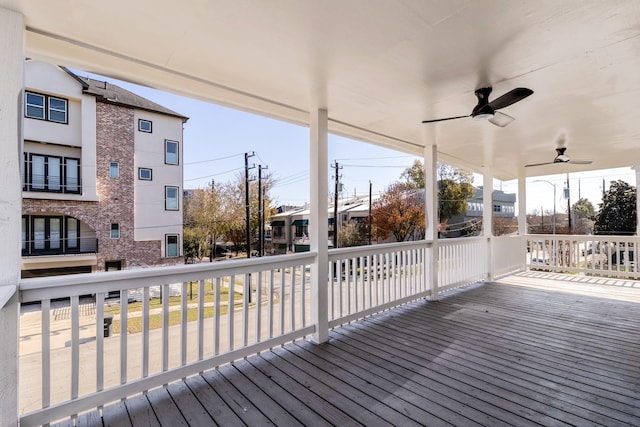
[138,167,152,180]
[165,140,179,165]
[138,119,152,133]
[166,234,179,257]
[109,162,119,178]
[110,223,120,239]
[165,186,179,210]
[25,91,68,123]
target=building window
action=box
[493,204,501,213]
[166,234,179,257]
[138,119,152,133]
[273,226,284,238]
[25,154,81,193]
[110,223,120,239]
[165,140,179,165]
[165,186,179,210]
[109,162,119,178]
[138,167,152,180]
[25,91,68,124]
[22,214,87,256]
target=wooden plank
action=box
[249,352,361,427]
[164,379,215,427]
[218,361,302,426]
[146,387,189,427]
[102,400,132,427]
[232,357,332,427]
[124,394,160,427]
[272,346,425,426]
[260,349,386,426]
[182,374,243,426]
[201,367,275,426]
[75,409,104,427]
[295,339,504,426]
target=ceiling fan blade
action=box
[422,115,469,124]
[568,159,593,165]
[488,88,533,111]
[525,161,554,167]
[488,111,514,127]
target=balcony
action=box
[12,236,640,426]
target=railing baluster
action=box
[229,275,235,351]
[120,290,128,385]
[95,293,104,393]
[162,284,169,372]
[243,273,249,347]
[142,287,149,378]
[279,269,285,336]
[301,264,306,327]
[198,279,204,361]
[256,271,262,342]
[42,299,51,409]
[214,278,221,356]
[181,282,187,366]
[71,295,80,400]
[290,266,296,331]
[268,270,274,339]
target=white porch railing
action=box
[438,236,489,292]
[327,241,432,327]
[526,234,640,279]
[19,252,316,427]
[17,238,495,425]
[492,234,526,277]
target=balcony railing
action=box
[526,234,640,279]
[14,236,530,425]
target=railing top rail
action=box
[20,251,317,303]
[527,234,639,242]
[328,240,432,261]
[438,235,488,246]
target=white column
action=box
[518,171,528,270]
[634,166,640,235]
[482,169,494,281]
[423,145,439,300]
[0,7,24,426]
[309,109,329,344]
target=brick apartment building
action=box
[21,60,188,278]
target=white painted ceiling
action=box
[4,0,640,180]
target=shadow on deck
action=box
[57,272,640,426]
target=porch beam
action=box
[423,145,438,300]
[309,109,329,344]
[482,168,494,281]
[0,7,24,426]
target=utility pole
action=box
[331,161,342,249]
[368,180,373,245]
[258,165,268,256]
[245,152,255,258]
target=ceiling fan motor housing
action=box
[472,87,495,119]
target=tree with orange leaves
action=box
[371,182,425,242]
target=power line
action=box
[184,152,244,166]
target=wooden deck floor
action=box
[58,272,640,426]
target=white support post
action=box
[634,166,640,236]
[0,7,24,426]
[482,169,494,281]
[423,145,438,300]
[309,109,329,344]
[518,171,528,270]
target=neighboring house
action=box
[446,187,516,237]
[21,60,188,278]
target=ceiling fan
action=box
[525,147,593,167]
[422,87,533,127]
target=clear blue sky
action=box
[82,70,636,214]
